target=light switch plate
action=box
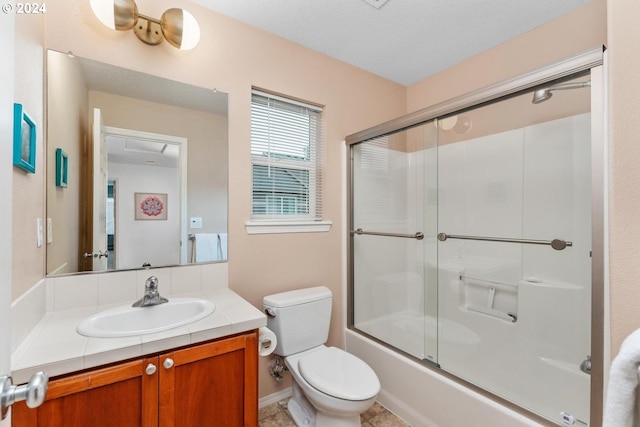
[47,218,53,243]
[190,217,203,229]
[36,218,43,247]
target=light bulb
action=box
[439,116,457,131]
[161,8,200,50]
[90,0,137,31]
[179,10,200,50]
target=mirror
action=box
[46,49,228,275]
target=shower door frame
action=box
[346,46,606,426]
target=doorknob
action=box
[84,250,109,259]
[0,371,49,419]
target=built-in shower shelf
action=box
[466,305,517,322]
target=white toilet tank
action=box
[263,286,332,357]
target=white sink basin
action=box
[77,298,215,338]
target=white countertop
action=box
[11,288,267,384]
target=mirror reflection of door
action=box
[107,180,116,269]
[80,108,109,272]
[104,127,186,270]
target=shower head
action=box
[531,81,591,104]
[532,88,553,104]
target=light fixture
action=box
[438,115,472,135]
[90,0,200,50]
[438,116,457,131]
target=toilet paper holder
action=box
[258,326,277,357]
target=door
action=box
[80,108,109,271]
[436,72,593,425]
[159,333,258,427]
[0,11,14,427]
[89,108,108,271]
[12,358,158,427]
[103,127,186,269]
[350,122,439,363]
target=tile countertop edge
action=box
[11,289,267,384]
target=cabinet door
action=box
[12,357,159,427]
[159,332,258,427]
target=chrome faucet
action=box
[132,276,169,307]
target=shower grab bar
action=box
[460,275,518,288]
[467,305,517,323]
[351,228,424,241]
[437,233,572,251]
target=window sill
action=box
[245,220,332,235]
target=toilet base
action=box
[288,381,362,427]
[288,381,316,427]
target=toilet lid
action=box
[298,347,380,400]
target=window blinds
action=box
[251,90,324,220]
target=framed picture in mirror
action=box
[135,192,168,220]
[13,103,36,173]
[55,148,68,187]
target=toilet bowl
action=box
[285,345,380,426]
[263,286,380,427]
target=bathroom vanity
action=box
[10,281,266,427]
[12,332,257,427]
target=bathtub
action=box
[347,279,591,426]
[345,329,551,427]
[355,310,480,363]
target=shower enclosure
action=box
[347,49,604,426]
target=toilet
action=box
[263,286,380,427]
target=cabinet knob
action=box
[145,363,157,376]
[163,358,174,370]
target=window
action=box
[248,90,330,233]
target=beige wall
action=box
[46,50,88,275]
[13,13,45,299]
[407,1,606,111]
[14,0,637,405]
[607,0,640,356]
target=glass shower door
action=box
[351,121,438,362]
[436,73,592,425]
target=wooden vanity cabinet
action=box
[12,331,258,427]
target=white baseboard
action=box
[259,387,293,409]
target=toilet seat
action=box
[298,346,380,401]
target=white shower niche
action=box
[449,256,521,323]
[460,276,518,323]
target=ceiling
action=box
[194,0,593,86]
[78,56,228,115]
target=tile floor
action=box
[258,398,412,427]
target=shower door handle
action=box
[437,233,572,250]
[351,228,424,240]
